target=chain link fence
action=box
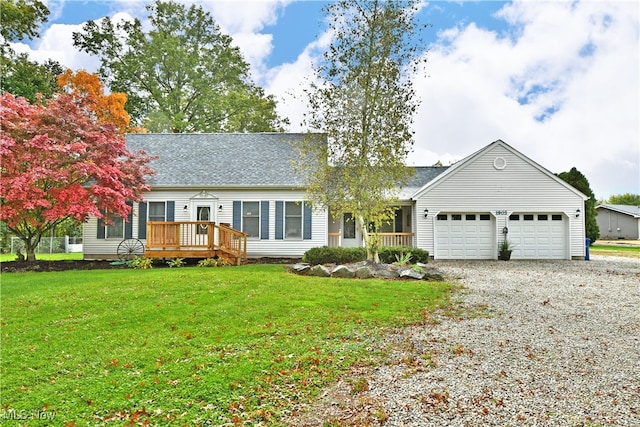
[10,236,83,254]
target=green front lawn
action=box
[0,265,451,425]
[0,252,83,263]
[590,243,640,258]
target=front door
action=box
[192,201,217,245]
[342,213,360,248]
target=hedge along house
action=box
[82,135,587,261]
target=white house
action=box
[83,134,587,261]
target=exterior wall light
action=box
[183,205,188,212]
[423,209,429,218]
[576,209,580,218]
[218,205,223,212]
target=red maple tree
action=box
[0,92,154,261]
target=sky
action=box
[10,0,640,199]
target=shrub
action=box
[197,258,219,267]
[378,246,429,264]
[302,246,429,265]
[197,257,232,267]
[130,256,153,269]
[167,258,185,268]
[302,246,367,265]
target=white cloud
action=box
[264,30,332,130]
[409,0,639,198]
[201,0,292,81]
[10,22,100,72]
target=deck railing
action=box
[146,221,247,265]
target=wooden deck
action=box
[145,221,248,265]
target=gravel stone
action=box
[290,255,640,426]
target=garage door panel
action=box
[509,213,566,259]
[435,213,494,259]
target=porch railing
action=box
[375,232,414,247]
[146,221,247,265]
[327,232,414,248]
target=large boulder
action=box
[399,268,425,280]
[291,263,311,275]
[308,264,331,277]
[355,266,374,279]
[331,265,355,278]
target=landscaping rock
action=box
[375,267,400,280]
[355,266,374,279]
[399,268,425,280]
[422,268,445,281]
[291,263,311,275]
[289,261,445,282]
[331,265,355,278]
[308,264,331,277]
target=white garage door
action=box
[507,213,566,259]
[435,213,494,259]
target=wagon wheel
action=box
[117,238,145,260]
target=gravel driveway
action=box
[291,255,640,426]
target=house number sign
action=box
[495,210,508,215]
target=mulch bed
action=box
[1,260,130,273]
[1,257,303,273]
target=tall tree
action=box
[58,70,133,133]
[1,53,63,101]
[0,0,63,101]
[607,193,640,206]
[0,0,49,44]
[557,167,600,243]
[72,0,286,133]
[298,0,426,262]
[0,92,154,261]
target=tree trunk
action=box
[23,237,39,262]
[359,215,380,263]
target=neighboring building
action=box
[596,204,640,240]
[83,135,588,261]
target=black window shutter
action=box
[125,202,133,239]
[97,216,105,239]
[233,201,241,230]
[303,202,312,240]
[275,201,283,240]
[261,201,269,239]
[138,202,147,239]
[166,201,175,222]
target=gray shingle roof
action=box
[596,204,640,218]
[126,133,316,188]
[398,166,449,199]
[126,133,448,195]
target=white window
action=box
[148,202,166,222]
[285,202,302,239]
[104,213,124,239]
[243,202,260,238]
